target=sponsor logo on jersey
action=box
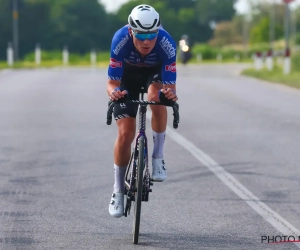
[165,62,176,72]
[110,58,122,68]
[113,35,129,55]
[159,36,176,59]
[144,60,157,64]
[124,59,159,67]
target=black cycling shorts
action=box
[113,62,162,121]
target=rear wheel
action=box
[133,136,145,244]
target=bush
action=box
[23,50,63,61]
[295,34,300,45]
[81,51,110,62]
[191,44,219,60]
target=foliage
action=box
[296,34,300,45]
[0,0,239,60]
[191,44,218,60]
[209,21,242,47]
[250,17,283,44]
[242,66,300,90]
[1,0,296,61]
[23,50,110,63]
[292,52,300,71]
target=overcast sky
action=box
[99,0,300,13]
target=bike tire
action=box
[133,136,145,244]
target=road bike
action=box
[106,91,179,244]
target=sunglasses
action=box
[131,30,159,41]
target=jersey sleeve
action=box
[159,35,177,85]
[107,27,130,81]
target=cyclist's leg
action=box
[148,82,167,133]
[109,65,141,217]
[114,117,136,188]
[147,69,168,181]
[109,102,139,218]
[113,65,142,190]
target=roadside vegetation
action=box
[242,53,300,89]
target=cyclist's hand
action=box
[161,88,178,101]
[110,88,128,101]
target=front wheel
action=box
[133,136,145,244]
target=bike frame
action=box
[124,94,152,207]
[106,93,179,244]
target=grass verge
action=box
[242,67,300,90]
[0,60,108,69]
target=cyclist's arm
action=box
[107,26,130,98]
[160,45,177,101]
[163,82,176,93]
[107,79,121,97]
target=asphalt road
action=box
[0,64,300,250]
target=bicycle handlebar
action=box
[106,100,180,129]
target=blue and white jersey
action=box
[108,25,177,85]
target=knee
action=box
[151,105,166,115]
[117,128,135,146]
[148,91,159,102]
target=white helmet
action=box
[128,4,161,32]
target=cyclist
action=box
[107,4,178,218]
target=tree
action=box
[49,0,109,52]
[0,0,13,59]
[250,17,270,44]
[209,21,242,46]
[195,0,237,25]
[249,15,284,44]
[19,0,52,56]
[0,0,240,60]
[113,0,237,45]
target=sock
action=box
[113,164,126,193]
[152,130,166,159]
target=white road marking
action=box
[166,126,300,247]
[147,112,300,247]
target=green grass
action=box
[242,66,300,90]
[188,58,252,64]
[0,58,250,70]
[0,60,108,69]
[0,51,111,70]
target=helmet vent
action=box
[136,19,158,30]
[157,19,161,27]
[138,5,151,11]
[129,16,137,28]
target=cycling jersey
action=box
[108,25,177,85]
